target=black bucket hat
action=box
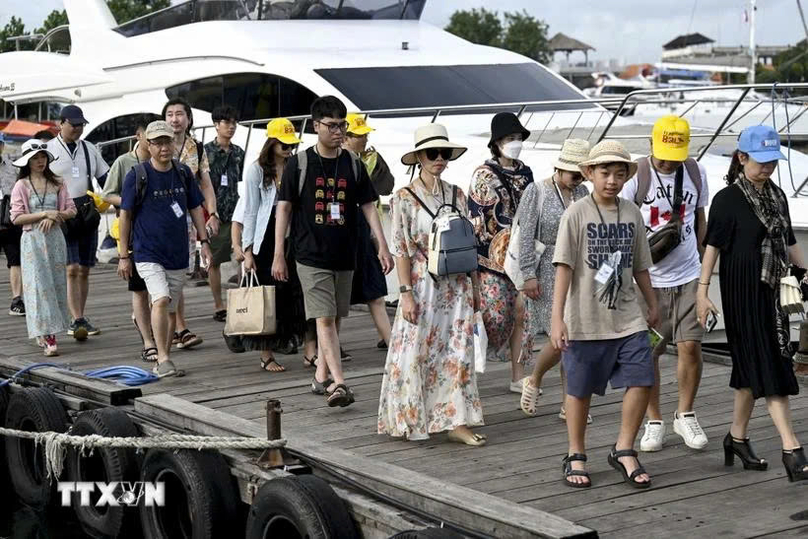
[488,112,531,148]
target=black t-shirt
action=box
[278,147,378,270]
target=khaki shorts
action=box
[135,262,186,313]
[210,221,233,266]
[653,277,704,354]
[296,262,353,320]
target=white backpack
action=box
[406,186,478,277]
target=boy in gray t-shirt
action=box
[550,141,659,489]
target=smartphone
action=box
[705,311,719,333]
[648,327,663,349]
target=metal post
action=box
[533,112,556,148]
[244,122,253,157]
[697,87,751,160]
[749,0,757,84]
[266,399,282,440]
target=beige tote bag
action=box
[224,269,277,336]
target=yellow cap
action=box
[266,118,301,145]
[652,115,690,161]
[346,113,374,135]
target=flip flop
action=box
[447,430,488,446]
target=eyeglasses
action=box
[280,143,299,151]
[317,121,349,134]
[148,139,173,148]
[425,148,453,161]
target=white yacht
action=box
[1,0,806,334]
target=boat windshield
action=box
[315,63,595,114]
[115,0,426,37]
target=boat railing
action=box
[96,82,808,196]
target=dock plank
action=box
[1,261,807,537]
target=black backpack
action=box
[132,158,194,211]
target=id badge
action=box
[220,174,228,187]
[170,201,183,219]
[330,202,341,220]
[594,262,615,285]
[71,166,80,179]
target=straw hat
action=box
[12,139,58,167]
[401,124,467,166]
[578,140,638,178]
[552,138,591,172]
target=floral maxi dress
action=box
[21,192,70,339]
[378,181,484,440]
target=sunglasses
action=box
[280,143,299,151]
[425,148,453,161]
[26,143,49,151]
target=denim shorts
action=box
[562,331,654,398]
[65,228,98,267]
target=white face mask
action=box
[500,140,523,160]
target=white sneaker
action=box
[640,420,666,452]
[673,411,708,449]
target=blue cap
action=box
[59,104,88,125]
[737,125,786,163]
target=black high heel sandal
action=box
[723,432,767,471]
[782,447,808,482]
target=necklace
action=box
[29,176,49,207]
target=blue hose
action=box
[0,362,158,388]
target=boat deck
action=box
[1,263,807,538]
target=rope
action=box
[0,362,157,388]
[0,427,287,481]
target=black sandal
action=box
[212,310,227,322]
[311,376,334,395]
[608,445,651,489]
[260,357,286,372]
[303,355,318,368]
[140,347,158,363]
[326,384,355,408]
[562,454,591,488]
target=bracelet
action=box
[200,238,210,245]
[698,281,710,286]
[119,256,130,260]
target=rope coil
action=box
[0,427,287,481]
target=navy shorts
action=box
[65,227,98,267]
[128,262,147,292]
[562,331,654,398]
[0,226,22,267]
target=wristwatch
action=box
[399,285,413,293]
[210,212,220,220]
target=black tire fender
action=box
[0,384,10,482]
[388,528,466,538]
[139,448,239,539]
[67,407,141,538]
[245,475,358,539]
[4,387,68,508]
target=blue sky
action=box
[2,0,804,64]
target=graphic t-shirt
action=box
[553,196,653,341]
[120,161,204,270]
[620,161,709,288]
[278,147,378,271]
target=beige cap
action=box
[145,120,174,140]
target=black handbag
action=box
[62,142,101,238]
[647,166,684,264]
[0,194,12,230]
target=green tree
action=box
[36,10,69,35]
[445,8,502,47]
[757,41,808,91]
[501,10,551,64]
[0,16,33,53]
[106,0,171,25]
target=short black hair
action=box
[310,95,346,122]
[133,114,153,133]
[212,105,239,123]
[34,130,55,141]
[162,97,193,132]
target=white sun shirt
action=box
[619,161,709,288]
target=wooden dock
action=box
[1,262,807,538]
